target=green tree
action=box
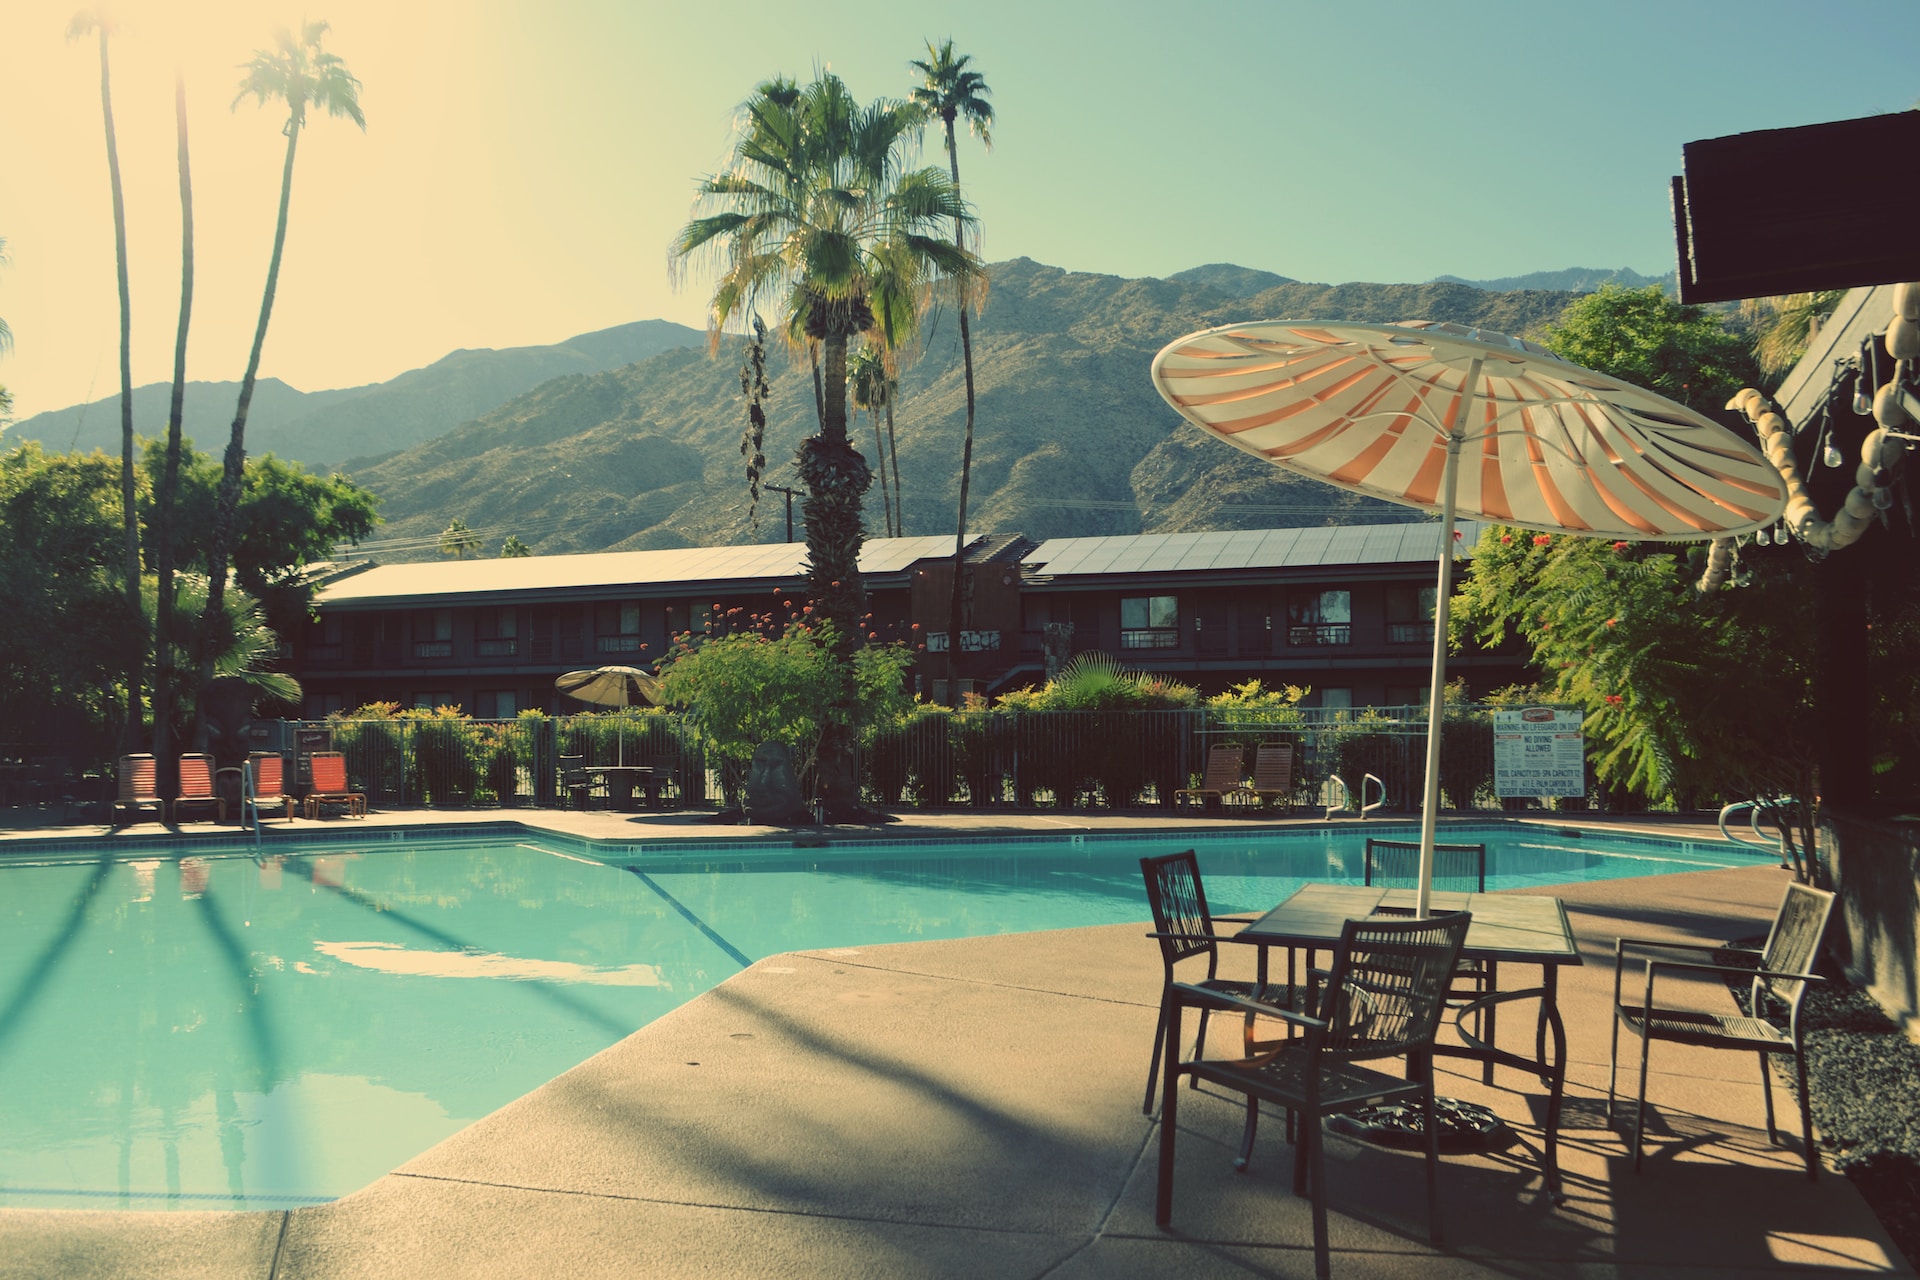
[671,70,978,815]
[439,517,481,559]
[1531,284,1759,417]
[151,71,197,770]
[910,40,993,691]
[68,7,144,749]
[1740,290,1848,381]
[202,21,363,681]
[657,620,914,803]
[0,444,137,763]
[1459,291,1828,864]
[499,534,531,558]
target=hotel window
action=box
[1287,589,1351,645]
[1120,595,1179,649]
[413,608,453,659]
[1386,585,1437,645]
[412,691,457,711]
[1319,688,1353,710]
[308,614,345,662]
[475,690,517,719]
[477,607,518,657]
[595,601,643,654]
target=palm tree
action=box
[200,21,362,680]
[0,237,13,423]
[1741,290,1848,379]
[910,40,993,694]
[849,343,895,535]
[671,71,978,814]
[69,8,144,749]
[151,72,195,778]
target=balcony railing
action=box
[596,634,643,654]
[1388,622,1435,644]
[477,638,519,657]
[413,640,453,659]
[1120,630,1179,650]
[1287,624,1351,646]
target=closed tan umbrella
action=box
[1151,320,1787,912]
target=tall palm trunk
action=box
[942,117,978,696]
[94,28,143,751]
[151,72,194,787]
[867,401,894,536]
[201,117,301,685]
[796,329,870,815]
[885,394,903,536]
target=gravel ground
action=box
[1722,939,1920,1270]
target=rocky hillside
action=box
[339,259,1582,559]
[7,318,705,468]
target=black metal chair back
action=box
[1314,910,1472,1064]
[1754,882,1834,1016]
[1141,850,1217,969]
[1364,839,1487,894]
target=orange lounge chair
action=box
[1174,744,1245,809]
[112,754,164,827]
[173,753,225,823]
[305,751,366,819]
[246,752,296,822]
[1233,743,1294,811]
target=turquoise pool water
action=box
[0,823,1761,1211]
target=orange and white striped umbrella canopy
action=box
[1150,320,1786,540]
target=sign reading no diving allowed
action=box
[1492,707,1586,798]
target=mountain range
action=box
[333,259,1584,560]
[10,259,1606,561]
[5,319,706,468]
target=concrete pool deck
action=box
[2,815,1907,1278]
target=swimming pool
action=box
[0,822,1761,1211]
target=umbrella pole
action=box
[1417,359,1479,918]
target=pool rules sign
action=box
[1493,707,1586,798]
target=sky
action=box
[1,0,1917,421]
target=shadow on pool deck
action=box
[1,852,1908,1279]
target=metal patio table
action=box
[1233,883,1582,1200]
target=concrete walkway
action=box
[1,852,1908,1277]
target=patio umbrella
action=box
[555,665,662,708]
[1151,320,1787,914]
[555,666,662,766]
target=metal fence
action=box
[260,705,1550,814]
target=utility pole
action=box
[766,485,801,543]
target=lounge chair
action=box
[1174,744,1244,809]
[173,753,225,823]
[111,754,164,827]
[304,751,367,819]
[1156,910,1473,1280]
[1232,743,1294,811]
[1610,880,1835,1179]
[245,752,296,823]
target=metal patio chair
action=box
[1140,850,1293,1115]
[1609,880,1836,1179]
[1156,909,1473,1280]
[1364,839,1496,1077]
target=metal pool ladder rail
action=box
[1719,795,1797,868]
[1324,772,1388,820]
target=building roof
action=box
[1024,521,1480,580]
[317,534,962,608]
